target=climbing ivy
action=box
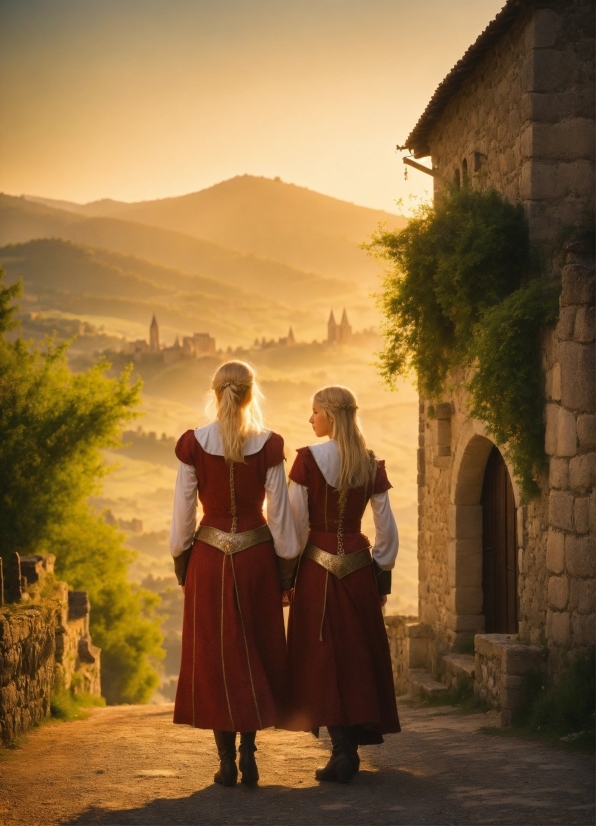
[366,186,559,499]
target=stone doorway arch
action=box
[447,421,522,650]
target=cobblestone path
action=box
[0,703,594,825]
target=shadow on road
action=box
[65,766,437,826]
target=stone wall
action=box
[0,603,57,744]
[474,633,546,726]
[429,1,595,249]
[384,615,430,693]
[544,239,595,664]
[389,1,594,711]
[0,554,101,745]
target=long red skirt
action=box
[287,554,400,734]
[174,538,288,732]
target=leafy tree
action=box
[0,271,163,703]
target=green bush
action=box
[366,186,559,497]
[467,280,559,498]
[0,271,163,703]
[516,649,596,751]
[50,690,106,721]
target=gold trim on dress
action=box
[196,524,272,555]
[220,553,234,729]
[304,543,372,579]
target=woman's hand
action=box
[282,589,294,606]
[379,594,387,607]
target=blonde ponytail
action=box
[207,361,264,463]
[313,385,376,492]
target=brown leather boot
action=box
[238,731,259,786]
[213,730,238,787]
[315,726,356,784]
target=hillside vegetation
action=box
[27,175,406,286]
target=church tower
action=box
[338,308,352,344]
[327,311,337,344]
[149,314,160,352]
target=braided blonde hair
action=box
[207,361,264,463]
[313,385,376,491]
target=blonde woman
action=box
[286,385,400,783]
[170,361,300,787]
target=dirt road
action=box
[0,703,593,826]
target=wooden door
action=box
[481,446,518,634]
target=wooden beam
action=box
[403,157,441,179]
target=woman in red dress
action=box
[170,360,299,787]
[287,385,400,783]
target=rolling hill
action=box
[0,238,319,345]
[26,176,406,287]
[0,194,354,306]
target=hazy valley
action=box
[1,176,415,700]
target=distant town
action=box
[125,309,355,363]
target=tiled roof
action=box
[405,0,533,157]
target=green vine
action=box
[366,186,559,499]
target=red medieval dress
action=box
[286,446,400,739]
[173,428,292,733]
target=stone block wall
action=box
[0,555,101,746]
[384,615,430,693]
[412,0,594,672]
[429,0,595,249]
[544,239,595,664]
[0,603,58,744]
[474,633,546,726]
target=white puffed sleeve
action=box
[370,491,399,570]
[265,463,301,559]
[169,463,199,557]
[288,480,310,553]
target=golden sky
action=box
[0,0,504,212]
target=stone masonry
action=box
[385,0,595,722]
[0,555,101,745]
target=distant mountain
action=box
[0,238,311,344]
[25,176,406,286]
[0,194,353,305]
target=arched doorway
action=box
[481,446,518,633]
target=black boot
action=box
[213,730,238,787]
[238,731,259,786]
[315,726,357,784]
[347,727,361,773]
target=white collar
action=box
[194,422,271,457]
[308,439,340,488]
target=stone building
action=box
[149,313,160,352]
[129,317,216,362]
[328,309,352,344]
[386,0,594,722]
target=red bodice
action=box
[175,429,285,533]
[289,447,392,554]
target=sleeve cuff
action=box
[277,555,299,590]
[173,547,193,586]
[373,560,392,595]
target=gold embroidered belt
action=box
[304,543,372,579]
[195,524,272,556]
